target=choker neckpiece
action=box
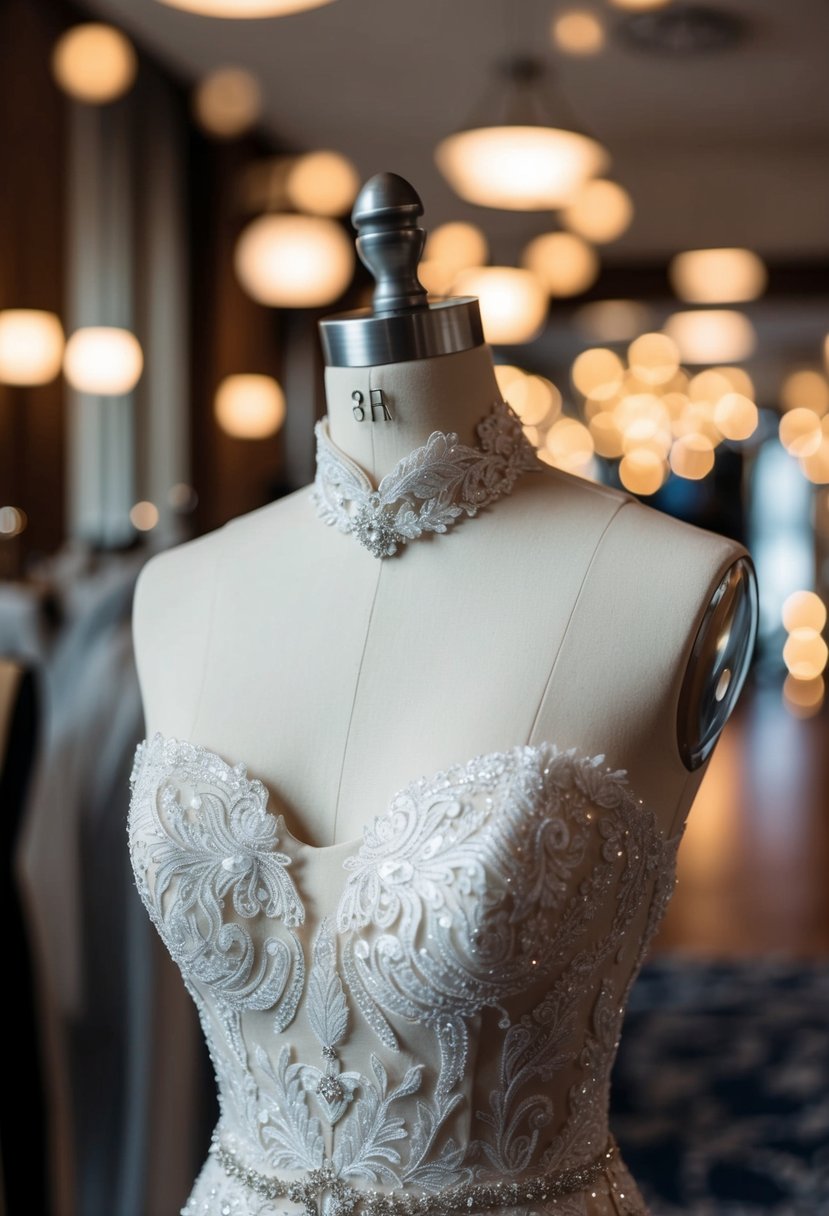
[310,399,543,558]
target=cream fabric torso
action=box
[130,345,747,1215]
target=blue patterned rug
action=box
[610,957,829,1215]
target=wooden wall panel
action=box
[0,0,69,576]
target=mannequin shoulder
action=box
[132,524,235,734]
[133,527,224,645]
[602,495,758,769]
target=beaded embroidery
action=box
[128,734,682,1216]
[309,399,543,557]
[209,1130,617,1216]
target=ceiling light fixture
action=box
[669,247,767,304]
[663,310,756,364]
[435,56,607,211]
[155,0,336,16]
[234,213,354,307]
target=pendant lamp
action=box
[435,56,607,211]
[154,0,336,17]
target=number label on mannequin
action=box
[352,389,393,422]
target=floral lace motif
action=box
[309,399,543,557]
[128,733,682,1216]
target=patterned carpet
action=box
[610,957,829,1215]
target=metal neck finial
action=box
[318,172,484,369]
[352,172,429,314]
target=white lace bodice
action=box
[128,732,682,1216]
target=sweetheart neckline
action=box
[133,729,650,858]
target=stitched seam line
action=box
[331,560,384,843]
[527,497,631,745]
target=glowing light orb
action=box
[63,327,143,394]
[215,374,286,438]
[235,214,354,307]
[0,310,64,386]
[193,67,262,138]
[52,24,137,104]
[522,231,599,297]
[562,179,633,244]
[452,267,547,345]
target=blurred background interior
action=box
[1,0,827,1213]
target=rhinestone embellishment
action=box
[310,398,543,558]
[211,1130,616,1216]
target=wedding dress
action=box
[128,728,683,1216]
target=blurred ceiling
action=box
[84,0,829,262]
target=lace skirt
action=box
[180,1153,648,1216]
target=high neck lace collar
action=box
[309,398,544,558]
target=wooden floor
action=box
[655,678,829,958]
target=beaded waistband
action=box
[211,1129,616,1216]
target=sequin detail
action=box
[210,1130,617,1216]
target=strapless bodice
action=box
[128,731,683,1216]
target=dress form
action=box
[128,173,761,1216]
[133,173,756,851]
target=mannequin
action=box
[129,173,759,1216]
[133,174,756,851]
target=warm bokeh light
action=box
[669,248,767,304]
[574,299,651,343]
[52,24,137,104]
[779,408,823,458]
[418,261,455,298]
[235,214,354,307]
[155,0,337,15]
[617,396,672,455]
[0,310,65,386]
[619,447,667,496]
[628,332,680,386]
[168,482,198,512]
[435,126,607,210]
[452,267,547,344]
[0,506,27,537]
[663,310,756,364]
[286,151,360,217]
[780,369,829,417]
[214,374,286,438]
[507,374,561,426]
[494,365,526,399]
[670,432,715,480]
[130,501,159,531]
[609,0,671,8]
[713,393,758,441]
[783,628,829,680]
[572,347,624,399]
[193,67,261,138]
[424,222,489,280]
[522,231,600,297]
[551,10,606,55]
[562,179,633,244]
[588,411,625,458]
[544,417,595,470]
[782,590,827,634]
[688,368,732,404]
[783,673,825,718]
[63,327,143,394]
[799,430,829,484]
[718,366,755,398]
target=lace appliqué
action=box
[309,398,543,557]
[129,734,683,1216]
[128,735,306,1035]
